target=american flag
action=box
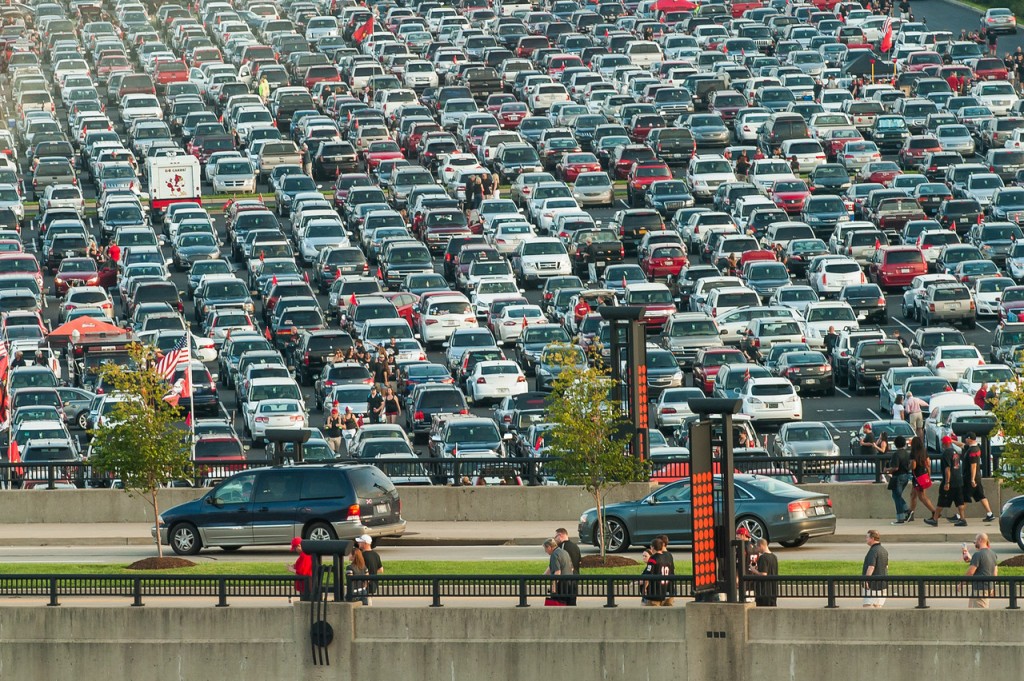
[155,335,190,381]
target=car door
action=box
[633,481,692,544]
[199,472,256,546]
[251,470,305,544]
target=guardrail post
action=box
[132,577,144,607]
[604,577,617,608]
[916,578,928,609]
[216,577,228,607]
[47,464,55,490]
[430,577,442,608]
[795,460,804,485]
[333,560,343,602]
[1009,578,1019,610]
[825,578,837,608]
[48,577,59,607]
[517,577,529,607]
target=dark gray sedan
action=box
[578,474,835,551]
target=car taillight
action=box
[414,411,424,421]
[788,499,812,517]
[930,303,936,311]
[346,504,361,521]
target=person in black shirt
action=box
[749,539,778,606]
[366,385,384,424]
[926,436,966,526]
[823,326,839,357]
[555,528,581,605]
[356,534,382,605]
[962,433,995,522]
[887,435,911,524]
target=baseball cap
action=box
[291,537,303,550]
[941,436,953,446]
[735,527,751,538]
[355,534,372,545]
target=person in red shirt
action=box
[289,537,313,601]
[574,297,591,325]
[107,242,121,263]
[974,383,989,410]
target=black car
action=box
[405,385,469,440]
[774,350,834,396]
[935,199,983,234]
[869,115,910,151]
[290,329,354,386]
[808,164,851,194]
[170,362,219,417]
[157,464,406,555]
[310,140,358,179]
[838,283,887,324]
[644,180,694,217]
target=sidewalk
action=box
[0,518,997,547]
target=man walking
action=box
[962,433,996,523]
[904,392,927,440]
[963,533,998,608]
[862,529,889,608]
[641,537,674,606]
[926,436,967,526]
[543,538,575,605]
[356,534,382,605]
[555,528,581,605]
[748,538,778,607]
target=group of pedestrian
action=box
[290,534,384,605]
[543,528,582,606]
[462,173,497,217]
[1003,49,1024,90]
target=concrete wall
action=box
[3,603,1023,681]
[0,479,1010,523]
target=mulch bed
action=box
[126,557,197,570]
[998,554,1024,568]
[580,555,639,569]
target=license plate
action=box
[899,267,911,273]
[374,504,388,515]
[597,261,606,266]
[495,387,509,394]
[766,403,779,409]
[445,320,458,326]
[805,378,818,385]
[664,260,673,265]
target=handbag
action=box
[915,473,932,490]
[886,475,897,491]
[544,597,567,606]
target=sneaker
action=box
[906,511,915,522]
[984,513,995,522]
[923,518,938,527]
[891,520,905,525]
[954,520,968,527]
[947,514,961,523]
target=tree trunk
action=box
[151,488,162,559]
[595,488,605,562]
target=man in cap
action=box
[289,537,313,601]
[961,432,995,523]
[925,436,967,527]
[356,534,383,605]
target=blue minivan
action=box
[156,464,406,555]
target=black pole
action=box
[721,412,738,604]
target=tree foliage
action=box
[546,362,649,559]
[992,390,1024,492]
[87,344,193,557]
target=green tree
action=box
[993,388,1024,492]
[87,344,193,558]
[546,363,649,560]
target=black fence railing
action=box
[1,573,1021,609]
[0,453,1011,489]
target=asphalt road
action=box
[0,539,1013,564]
[21,0,1022,462]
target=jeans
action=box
[892,473,911,520]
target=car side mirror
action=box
[206,495,220,507]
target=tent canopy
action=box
[47,316,129,343]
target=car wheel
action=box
[305,522,336,542]
[1015,519,1024,552]
[220,546,242,552]
[736,516,768,544]
[77,411,89,430]
[602,517,631,552]
[170,523,202,556]
[778,535,809,548]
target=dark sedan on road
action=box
[578,474,836,551]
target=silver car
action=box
[935,124,975,156]
[571,171,615,207]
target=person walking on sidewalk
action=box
[887,435,912,524]
[555,527,581,605]
[925,436,967,527]
[862,530,889,608]
[962,433,996,522]
[356,535,382,606]
[289,537,313,602]
[543,537,575,605]
[963,533,998,608]
[908,436,936,522]
[748,538,778,607]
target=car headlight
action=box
[579,512,589,524]
[1003,501,1013,514]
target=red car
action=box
[304,66,342,90]
[768,179,812,214]
[857,161,902,186]
[822,128,864,159]
[380,291,420,330]
[905,51,942,72]
[867,246,928,289]
[498,102,529,129]
[629,114,667,143]
[363,140,404,171]
[547,54,583,75]
[692,347,746,394]
[485,94,516,115]
[897,135,941,171]
[53,257,99,296]
[154,60,189,90]
[626,161,672,206]
[973,57,1008,81]
[556,152,601,182]
[640,244,688,279]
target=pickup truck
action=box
[572,229,625,279]
[871,197,926,231]
[843,100,884,132]
[463,67,503,102]
[847,339,911,395]
[257,140,303,180]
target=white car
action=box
[402,60,439,89]
[297,217,348,266]
[972,276,1012,316]
[926,345,985,382]
[748,158,798,193]
[971,80,1017,116]
[925,402,984,453]
[534,197,581,235]
[528,83,570,114]
[956,364,1017,396]
[901,273,958,320]
[686,155,738,200]
[803,301,859,349]
[739,377,803,424]
[470,277,522,317]
[714,306,803,345]
[438,153,485,187]
[809,257,865,298]
[62,285,114,320]
[489,222,535,255]
[467,360,528,405]
[735,111,770,143]
[688,276,745,313]
[494,304,547,345]
[512,237,571,287]
[769,285,819,317]
[653,387,705,429]
[418,293,477,345]
[700,286,761,319]
[246,398,307,446]
[119,94,162,126]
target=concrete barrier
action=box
[0,479,1009,524]
[2,603,1022,681]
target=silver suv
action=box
[657,312,721,369]
[920,283,976,329]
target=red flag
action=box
[353,16,374,43]
[950,220,957,232]
[272,275,278,285]
[874,238,881,250]
[349,293,357,305]
[977,213,984,225]
[622,275,627,290]
[185,411,192,428]
[264,326,272,340]
[744,369,751,382]
[880,17,893,53]
[8,438,22,477]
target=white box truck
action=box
[146,155,201,221]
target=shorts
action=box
[969,592,993,609]
[908,412,924,431]
[938,485,965,508]
[863,590,887,607]
[964,481,986,503]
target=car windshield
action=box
[785,425,831,441]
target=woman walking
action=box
[887,436,912,524]
[383,387,401,425]
[907,436,936,522]
[346,545,369,604]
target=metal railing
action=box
[0,453,1010,489]
[0,573,1020,609]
